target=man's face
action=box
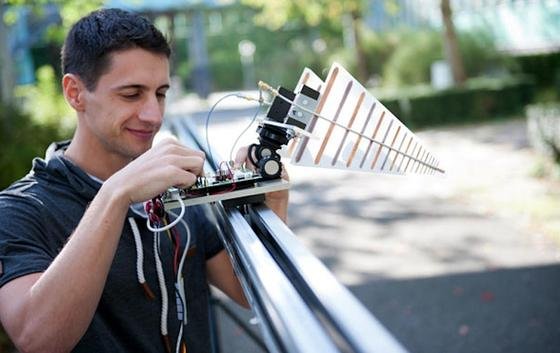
[81,48,170,161]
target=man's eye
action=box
[157,92,167,100]
[122,93,140,100]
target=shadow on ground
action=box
[353,264,560,353]
[214,264,560,353]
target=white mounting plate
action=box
[163,179,290,209]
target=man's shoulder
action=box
[0,173,48,208]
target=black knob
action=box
[258,155,282,179]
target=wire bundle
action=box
[128,193,190,353]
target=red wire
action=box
[172,226,181,275]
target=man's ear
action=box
[62,74,87,112]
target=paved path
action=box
[169,95,560,353]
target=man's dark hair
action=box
[61,8,171,91]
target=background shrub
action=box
[377,76,535,129]
[527,103,560,165]
[0,103,66,189]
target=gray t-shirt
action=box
[0,141,224,352]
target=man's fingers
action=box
[161,155,205,177]
[233,146,249,168]
[280,164,290,181]
[184,155,205,176]
[151,138,205,160]
[173,170,198,189]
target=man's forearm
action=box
[265,197,289,223]
[17,183,129,353]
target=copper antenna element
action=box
[346,101,376,167]
[398,136,414,172]
[294,67,339,162]
[332,91,365,166]
[391,132,408,172]
[314,80,353,165]
[404,141,419,173]
[370,119,394,170]
[359,111,385,168]
[414,147,425,173]
[380,125,401,171]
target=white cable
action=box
[205,93,247,168]
[146,193,185,232]
[168,209,191,353]
[175,324,184,353]
[169,210,191,324]
[154,232,169,337]
[228,101,262,163]
[128,217,146,285]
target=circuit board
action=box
[162,166,290,209]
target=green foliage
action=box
[5,0,103,43]
[0,102,65,189]
[377,76,535,129]
[514,52,560,103]
[203,3,511,93]
[527,103,560,165]
[204,6,327,91]
[382,29,443,87]
[515,52,560,88]
[458,30,516,78]
[378,28,511,88]
[241,0,367,30]
[359,28,400,77]
[14,65,75,136]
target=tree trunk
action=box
[440,0,466,85]
[351,11,369,83]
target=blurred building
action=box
[0,4,60,86]
[366,0,560,55]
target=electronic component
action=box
[286,85,320,130]
[187,166,262,195]
[162,165,290,209]
[248,84,321,179]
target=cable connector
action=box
[258,81,277,96]
[235,93,259,102]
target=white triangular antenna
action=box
[285,63,444,175]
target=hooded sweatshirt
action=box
[0,141,224,352]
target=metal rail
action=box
[168,115,410,353]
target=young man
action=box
[0,8,288,353]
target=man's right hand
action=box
[106,137,205,205]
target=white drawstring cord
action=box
[128,217,155,299]
[128,217,145,283]
[154,231,170,349]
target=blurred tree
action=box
[4,0,102,41]
[241,0,384,82]
[440,0,466,85]
[0,0,101,137]
[0,4,15,107]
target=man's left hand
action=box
[234,146,289,223]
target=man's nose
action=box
[139,96,164,124]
